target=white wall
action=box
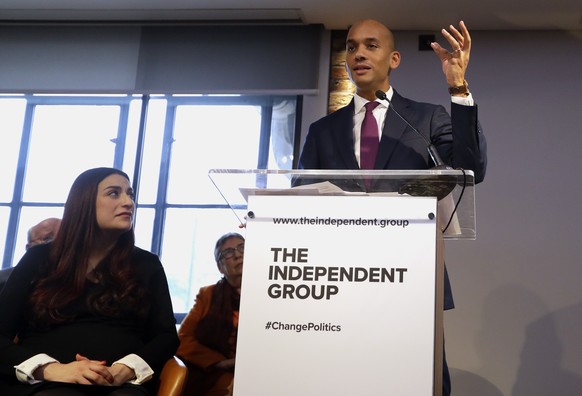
[301,29,582,395]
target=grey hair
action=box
[214,232,245,263]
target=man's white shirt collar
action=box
[354,87,394,113]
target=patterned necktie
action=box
[360,101,380,170]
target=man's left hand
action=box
[431,20,471,87]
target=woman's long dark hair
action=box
[195,233,244,357]
[29,167,147,325]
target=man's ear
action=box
[390,51,401,70]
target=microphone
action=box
[375,90,448,169]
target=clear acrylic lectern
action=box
[208,168,476,239]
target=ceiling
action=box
[0,0,580,31]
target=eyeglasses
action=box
[219,243,245,260]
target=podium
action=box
[209,169,476,396]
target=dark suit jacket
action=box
[298,91,488,310]
[299,90,487,182]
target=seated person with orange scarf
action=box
[177,233,244,396]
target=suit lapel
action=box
[375,91,408,169]
[332,100,359,169]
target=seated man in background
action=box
[25,217,61,250]
[0,217,62,292]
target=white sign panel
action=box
[234,195,438,396]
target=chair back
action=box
[157,356,188,396]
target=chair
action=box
[157,356,188,396]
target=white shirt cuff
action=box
[113,354,153,384]
[451,93,474,106]
[14,353,59,384]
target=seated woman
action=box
[177,233,244,396]
[0,167,179,396]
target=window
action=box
[0,93,300,313]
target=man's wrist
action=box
[448,80,470,96]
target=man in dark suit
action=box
[298,19,488,396]
[299,19,486,181]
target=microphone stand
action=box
[373,90,458,200]
[374,90,449,170]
